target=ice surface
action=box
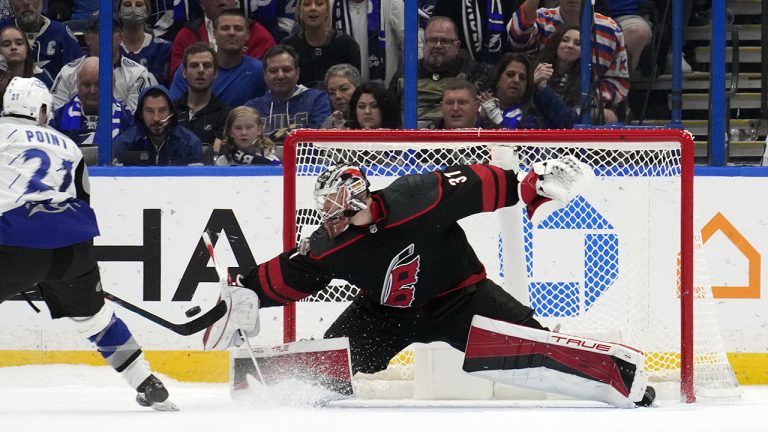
[0,365,766,432]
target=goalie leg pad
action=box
[463,316,649,408]
[230,337,354,400]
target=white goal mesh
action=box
[282,129,740,401]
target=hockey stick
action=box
[202,231,266,385]
[104,291,227,336]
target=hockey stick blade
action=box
[104,291,227,336]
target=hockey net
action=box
[282,129,740,402]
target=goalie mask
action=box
[314,163,370,238]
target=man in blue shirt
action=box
[169,8,267,107]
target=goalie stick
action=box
[104,291,227,336]
[201,231,266,384]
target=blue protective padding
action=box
[694,166,768,177]
[88,314,132,359]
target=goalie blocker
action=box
[463,316,654,408]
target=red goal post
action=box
[280,128,730,402]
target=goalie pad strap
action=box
[463,316,648,408]
[518,171,552,219]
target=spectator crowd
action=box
[0,0,704,166]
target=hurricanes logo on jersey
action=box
[381,244,420,308]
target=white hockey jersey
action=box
[0,116,99,248]
[50,55,156,114]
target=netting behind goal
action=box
[282,129,740,401]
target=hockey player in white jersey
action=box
[0,77,176,411]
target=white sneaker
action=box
[203,281,260,351]
[665,54,693,74]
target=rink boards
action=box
[0,166,766,384]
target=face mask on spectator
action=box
[120,7,148,25]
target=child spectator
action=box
[0,25,54,87]
[215,105,279,165]
[0,0,83,83]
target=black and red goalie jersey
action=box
[241,164,521,308]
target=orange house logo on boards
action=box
[676,212,761,299]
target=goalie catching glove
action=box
[491,146,594,220]
[203,274,261,351]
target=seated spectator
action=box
[436,79,496,129]
[321,63,361,129]
[600,0,652,74]
[170,0,275,77]
[655,0,694,75]
[215,106,279,165]
[50,57,134,146]
[478,53,540,129]
[173,43,230,162]
[119,0,173,85]
[112,85,203,166]
[507,0,629,108]
[0,25,53,87]
[348,82,400,129]
[330,0,405,86]
[0,0,83,83]
[169,8,267,107]
[432,0,518,70]
[388,16,484,128]
[51,13,155,114]
[531,26,617,128]
[282,0,360,89]
[244,44,331,148]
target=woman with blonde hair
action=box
[215,106,280,165]
[281,0,361,88]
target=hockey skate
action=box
[635,385,656,407]
[136,374,178,411]
[203,277,261,351]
